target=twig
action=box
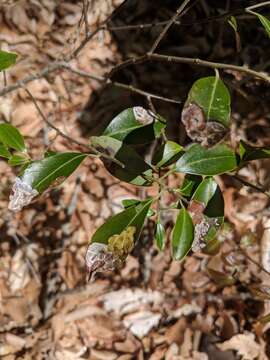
[109,53,270,83]
[61,63,181,104]
[149,0,192,54]
[246,1,270,11]
[22,85,90,150]
[22,85,125,168]
[238,245,270,277]
[82,0,90,36]
[232,174,270,198]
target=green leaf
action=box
[103,107,166,144]
[21,152,86,193]
[187,75,231,126]
[91,135,152,186]
[122,198,141,208]
[8,153,30,167]
[155,221,166,251]
[228,16,238,32]
[92,198,153,244]
[175,143,237,176]
[179,174,202,198]
[204,185,224,218]
[239,140,270,161]
[0,144,11,159]
[0,50,17,71]
[172,208,194,261]
[153,141,183,167]
[252,11,270,38]
[0,124,25,151]
[192,177,217,207]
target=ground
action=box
[0,1,270,359]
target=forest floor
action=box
[0,1,270,359]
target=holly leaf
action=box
[20,152,86,193]
[186,74,231,127]
[91,135,153,186]
[176,143,237,176]
[172,208,194,261]
[155,221,166,251]
[91,198,153,245]
[103,107,166,144]
[239,140,270,161]
[0,123,26,152]
[0,50,17,71]
[153,141,183,167]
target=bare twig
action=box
[232,174,270,198]
[62,63,181,104]
[149,0,192,54]
[109,53,270,83]
[238,245,270,277]
[22,85,125,168]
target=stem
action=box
[149,0,192,54]
[232,174,270,198]
[246,1,270,11]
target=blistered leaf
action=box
[176,143,237,175]
[20,152,86,193]
[153,141,183,167]
[155,221,166,251]
[9,177,38,212]
[186,75,231,126]
[91,198,153,245]
[181,103,228,147]
[0,123,25,151]
[103,107,166,144]
[172,208,194,260]
[0,50,17,71]
[91,135,152,186]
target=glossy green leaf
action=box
[0,50,17,71]
[103,107,166,144]
[0,124,25,151]
[21,152,86,193]
[92,198,153,244]
[91,135,152,186]
[204,185,224,218]
[253,11,270,37]
[176,143,237,176]
[8,153,30,167]
[179,174,202,198]
[122,198,141,208]
[155,221,166,251]
[0,144,11,159]
[187,75,231,126]
[192,177,217,207]
[153,141,183,167]
[239,140,270,161]
[172,208,194,261]
[228,16,238,32]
